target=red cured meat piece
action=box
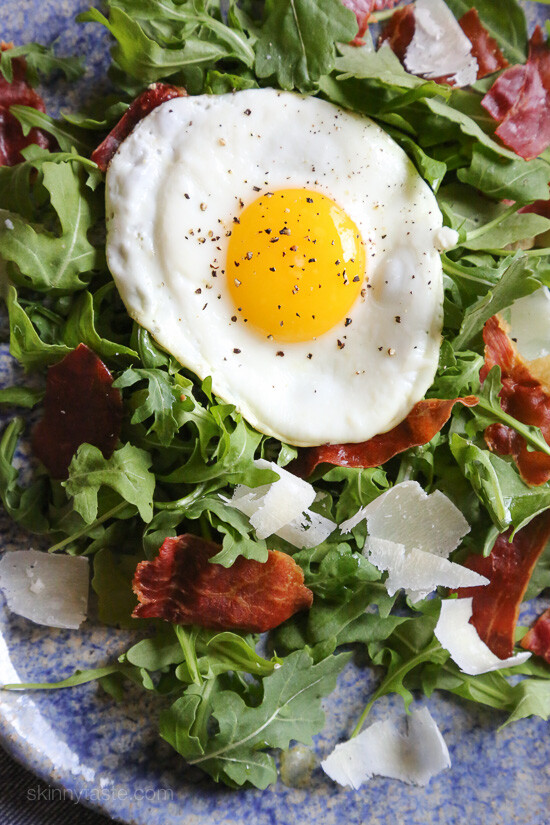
[0,42,52,166]
[481,315,550,486]
[292,396,478,477]
[378,6,415,63]
[132,534,313,632]
[521,608,550,664]
[455,512,550,659]
[482,27,550,160]
[458,9,508,79]
[341,0,400,44]
[32,344,123,479]
[91,83,187,172]
[379,7,506,84]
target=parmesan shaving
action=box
[321,707,451,789]
[0,550,89,629]
[365,536,488,602]
[509,287,550,361]
[341,480,469,559]
[230,459,335,547]
[404,0,478,88]
[434,598,531,675]
[340,481,481,601]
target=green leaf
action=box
[450,434,550,531]
[160,649,349,788]
[0,417,49,532]
[9,106,94,157]
[445,0,528,65]
[64,443,155,524]
[0,161,100,293]
[114,367,181,445]
[6,285,71,371]
[503,679,550,726]
[0,386,43,408]
[457,146,550,204]
[255,0,357,92]
[79,6,230,83]
[452,255,541,351]
[0,42,83,86]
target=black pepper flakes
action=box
[345,318,352,327]
[395,316,401,323]
[233,348,241,354]
[276,351,285,357]
[337,340,345,349]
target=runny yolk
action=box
[226,189,366,343]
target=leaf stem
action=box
[476,396,550,458]
[47,501,129,553]
[482,246,550,258]
[155,483,207,511]
[464,203,520,244]
[441,256,496,286]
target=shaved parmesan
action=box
[366,536,488,602]
[0,550,89,629]
[434,598,531,675]
[405,0,478,87]
[341,480,469,559]
[341,481,480,601]
[321,707,451,789]
[509,287,550,361]
[230,459,335,547]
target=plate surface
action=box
[0,3,549,824]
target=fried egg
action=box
[106,89,445,447]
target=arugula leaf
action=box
[504,679,550,726]
[9,105,94,157]
[255,0,357,92]
[62,290,137,366]
[451,434,550,532]
[452,255,541,351]
[0,161,100,293]
[457,146,550,204]
[160,649,350,788]
[64,443,155,524]
[445,0,528,65]
[114,367,182,445]
[79,6,233,83]
[5,285,71,371]
[0,417,49,532]
[0,386,43,408]
[0,42,83,85]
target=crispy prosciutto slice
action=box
[293,397,478,477]
[91,82,187,172]
[0,42,52,165]
[454,512,550,659]
[521,608,550,664]
[341,0,400,44]
[481,27,550,160]
[481,315,550,486]
[132,534,313,632]
[32,344,123,479]
[379,5,507,84]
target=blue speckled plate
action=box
[0,3,549,824]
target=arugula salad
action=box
[1,0,550,792]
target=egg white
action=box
[106,89,445,447]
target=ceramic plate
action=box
[1,3,549,823]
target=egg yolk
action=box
[226,189,366,343]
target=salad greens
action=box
[1,0,550,790]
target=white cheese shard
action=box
[366,536,489,602]
[404,0,478,88]
[0,550,89,629]
[321,707,451,789]
[434,598,531,675]
[229,459,336,548]
[509,287,550,361]
[340,481,485,602]
[341,480,469,558]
